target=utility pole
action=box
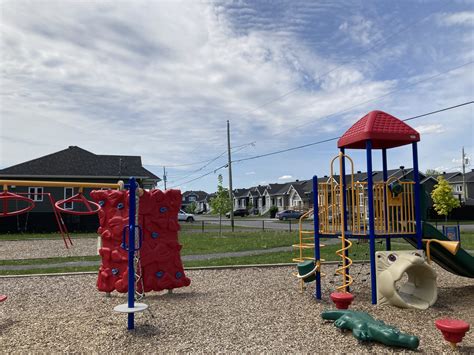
[227,120,234,232]
[462,147,468,202]
[163,166,167,190]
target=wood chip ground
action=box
[1,264,473,353]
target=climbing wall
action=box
[90,189,191,293]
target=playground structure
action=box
[293,110,474,307]
[0,177,190,330]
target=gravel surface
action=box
[1,265,473,353]
[0,237,98,260]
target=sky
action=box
[1,0,473,193]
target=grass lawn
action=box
[179,231,296,255]
[1,230,472,276]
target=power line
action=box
[168,163,228,188]
[233,100,474,164]
[166,142,255,185]
[148,141,254,168]
[403,101,474,121]
[169,101,473,188]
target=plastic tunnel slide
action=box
[404,222,474,278]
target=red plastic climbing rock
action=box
[435,318,470,349]
[330,292,354,309]
[91,188,190,294]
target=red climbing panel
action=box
[90,189,191,293]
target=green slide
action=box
[404,222,474,278]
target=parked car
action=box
[276,209,303,220]
[226,208,249,218]
[178,209,195,222]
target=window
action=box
[28,187,43,201]
[188,196,196,202]
[455,185,463,192]
[29,187,43,201]
[64,187,74,209]
[278,197,283,207]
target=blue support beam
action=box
[366,141,377,305]
[412,143,423,249]
[127,177,137,330]
[312,175,322,300]
[340,148,350,292]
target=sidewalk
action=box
[0,246,294,271]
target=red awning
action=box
[337,111,420,149]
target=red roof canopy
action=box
[337,110,420,149]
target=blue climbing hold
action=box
[176,271,182,279]
[112,268,119,276]
[152,232,159,239]
[117,203,124,210]
[98,200,105,207]
[159,207,167,213]
[156,271,164,278]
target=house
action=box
[262,182,293,213]
[233,188,250,210]
[181,190,209,213]
[287,180,313,211]
[442,170,474,204]
[0,146,160,232]
[249,185,267,214]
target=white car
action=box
[178,209,195,222]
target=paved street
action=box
[194,215,311,231]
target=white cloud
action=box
[278,175,292,180]
[245,171,256,175]
[439,11,474,26]
[0,0,398,169]
[415,124,445,135]
[1,1,472,194]
[338,16,381,46]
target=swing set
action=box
[0,180,118,248]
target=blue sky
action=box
[0,0,473,192]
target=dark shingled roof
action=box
[182,190,209,201]
[233,188,250,198]
[0,146,160,180]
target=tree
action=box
[431,176,460,221]
[425,169,440,177]
[186,201,197,214]
[210,174,232,236]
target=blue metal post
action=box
[312,175,321,300]
[340,148,350,292]
[382,149,390,251]
[127,177,136,330]
[366,141,377,304]
[412,143,423,249]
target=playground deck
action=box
[1,265,472,353]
